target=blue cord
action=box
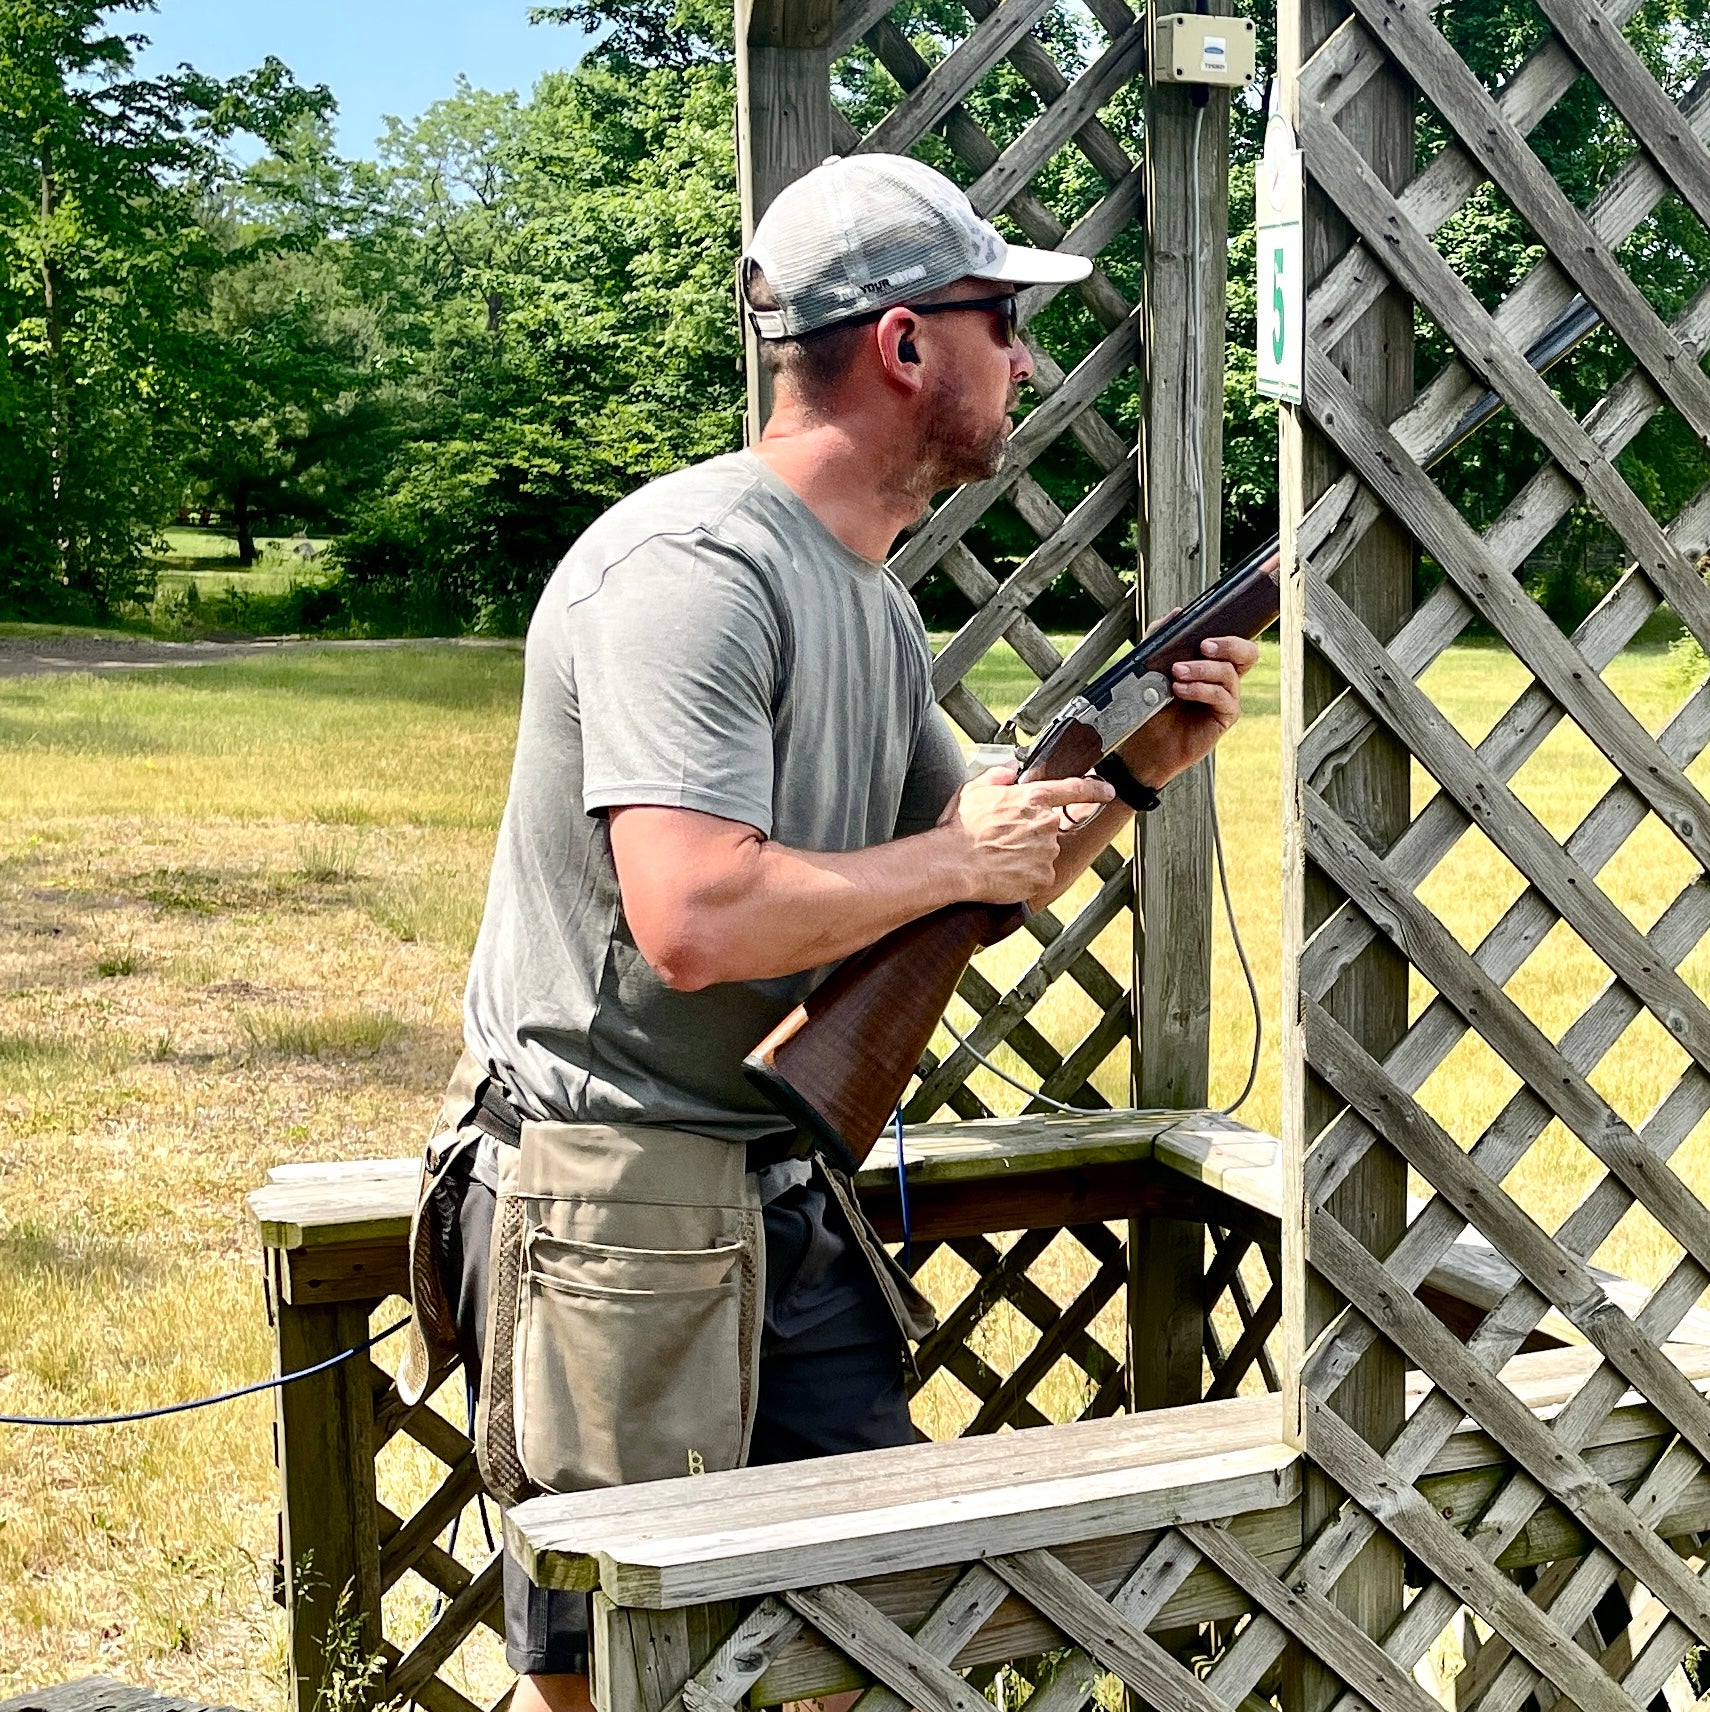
[894,1104,913,1272]
[0,1316,409,1428]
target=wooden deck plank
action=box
[505,1340,1710,1613]
[250,1116,1710,1346]
[250,1112,1180,1249]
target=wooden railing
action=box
[502,1347,1710,1712]
[246,1107,1674,1712]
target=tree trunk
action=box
[234,483,256,567]
[40,142,84,602]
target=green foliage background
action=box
[5,0,1710,631]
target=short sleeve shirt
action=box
[463,450,967,1140]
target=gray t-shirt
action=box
[464,449,967,1140]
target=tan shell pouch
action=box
[475,1119,763,1504]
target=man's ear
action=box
[877,306,925,389]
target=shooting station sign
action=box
[1255,109,1303,404]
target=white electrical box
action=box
[1151,14,1257,88]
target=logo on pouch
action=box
[687,1448,706,1475]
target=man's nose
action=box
[1010,337,1034,384]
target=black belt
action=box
[472,1077,807,1173]
[471,1080,523,1147]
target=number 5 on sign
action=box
[1256,109,1303,404]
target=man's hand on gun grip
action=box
[1118,633,1261,789]
[932,767,1115,903]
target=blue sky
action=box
[127,0,595,157]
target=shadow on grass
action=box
[0,1217,161,1288]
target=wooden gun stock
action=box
[744,551,1281,1171]
[744,900,1024,1173]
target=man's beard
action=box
[920,376,1018,489]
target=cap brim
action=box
[982,242,1095,286]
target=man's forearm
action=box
[641,825,973,990]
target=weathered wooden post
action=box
[268,1250,385,1712]
[1278,0,1413,1696]
[1128,12,1233,1414]
[735,0,836,442]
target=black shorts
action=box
[434,1150,913,1677]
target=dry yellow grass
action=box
[0,648,512,1703]
[0,635,1703,1702]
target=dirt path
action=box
[0,634,515,678]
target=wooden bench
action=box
[502,1343,1710,1712]
[254,1109,1692,1345]
[247,1108,1710,1712]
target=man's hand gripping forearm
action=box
[957,632,1262,911]
[611,634,1259,993]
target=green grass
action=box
[1,633,1706,1701]
[151,526,332,588]
[237,1006,407,1059]
[0,620,138,641]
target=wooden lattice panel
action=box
[904,1225,1133,1433]
[1272,0,1710,1705]
[819,0,1150,1118]
[369,1364,508,1712]
[1203,1220,1284,1401]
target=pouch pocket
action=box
[515,1228,745,1491]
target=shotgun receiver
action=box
[743,546,1282,1172]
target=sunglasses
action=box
[821,291,1023,348]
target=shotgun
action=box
[743,291,1605,1173]
[743,544,1282,1173]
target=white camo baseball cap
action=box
[743,153,1093,339]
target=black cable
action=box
[1191,97,1273,1123]
[0,1316,409,1427]
[1208,755,1264,1116]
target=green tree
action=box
[183,124,400,562]
[331,44,745,629]
[1218,0,1710,625]
[0,0,328,614]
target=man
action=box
[405,153,1258,1712]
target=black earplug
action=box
[898,336,920,364]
